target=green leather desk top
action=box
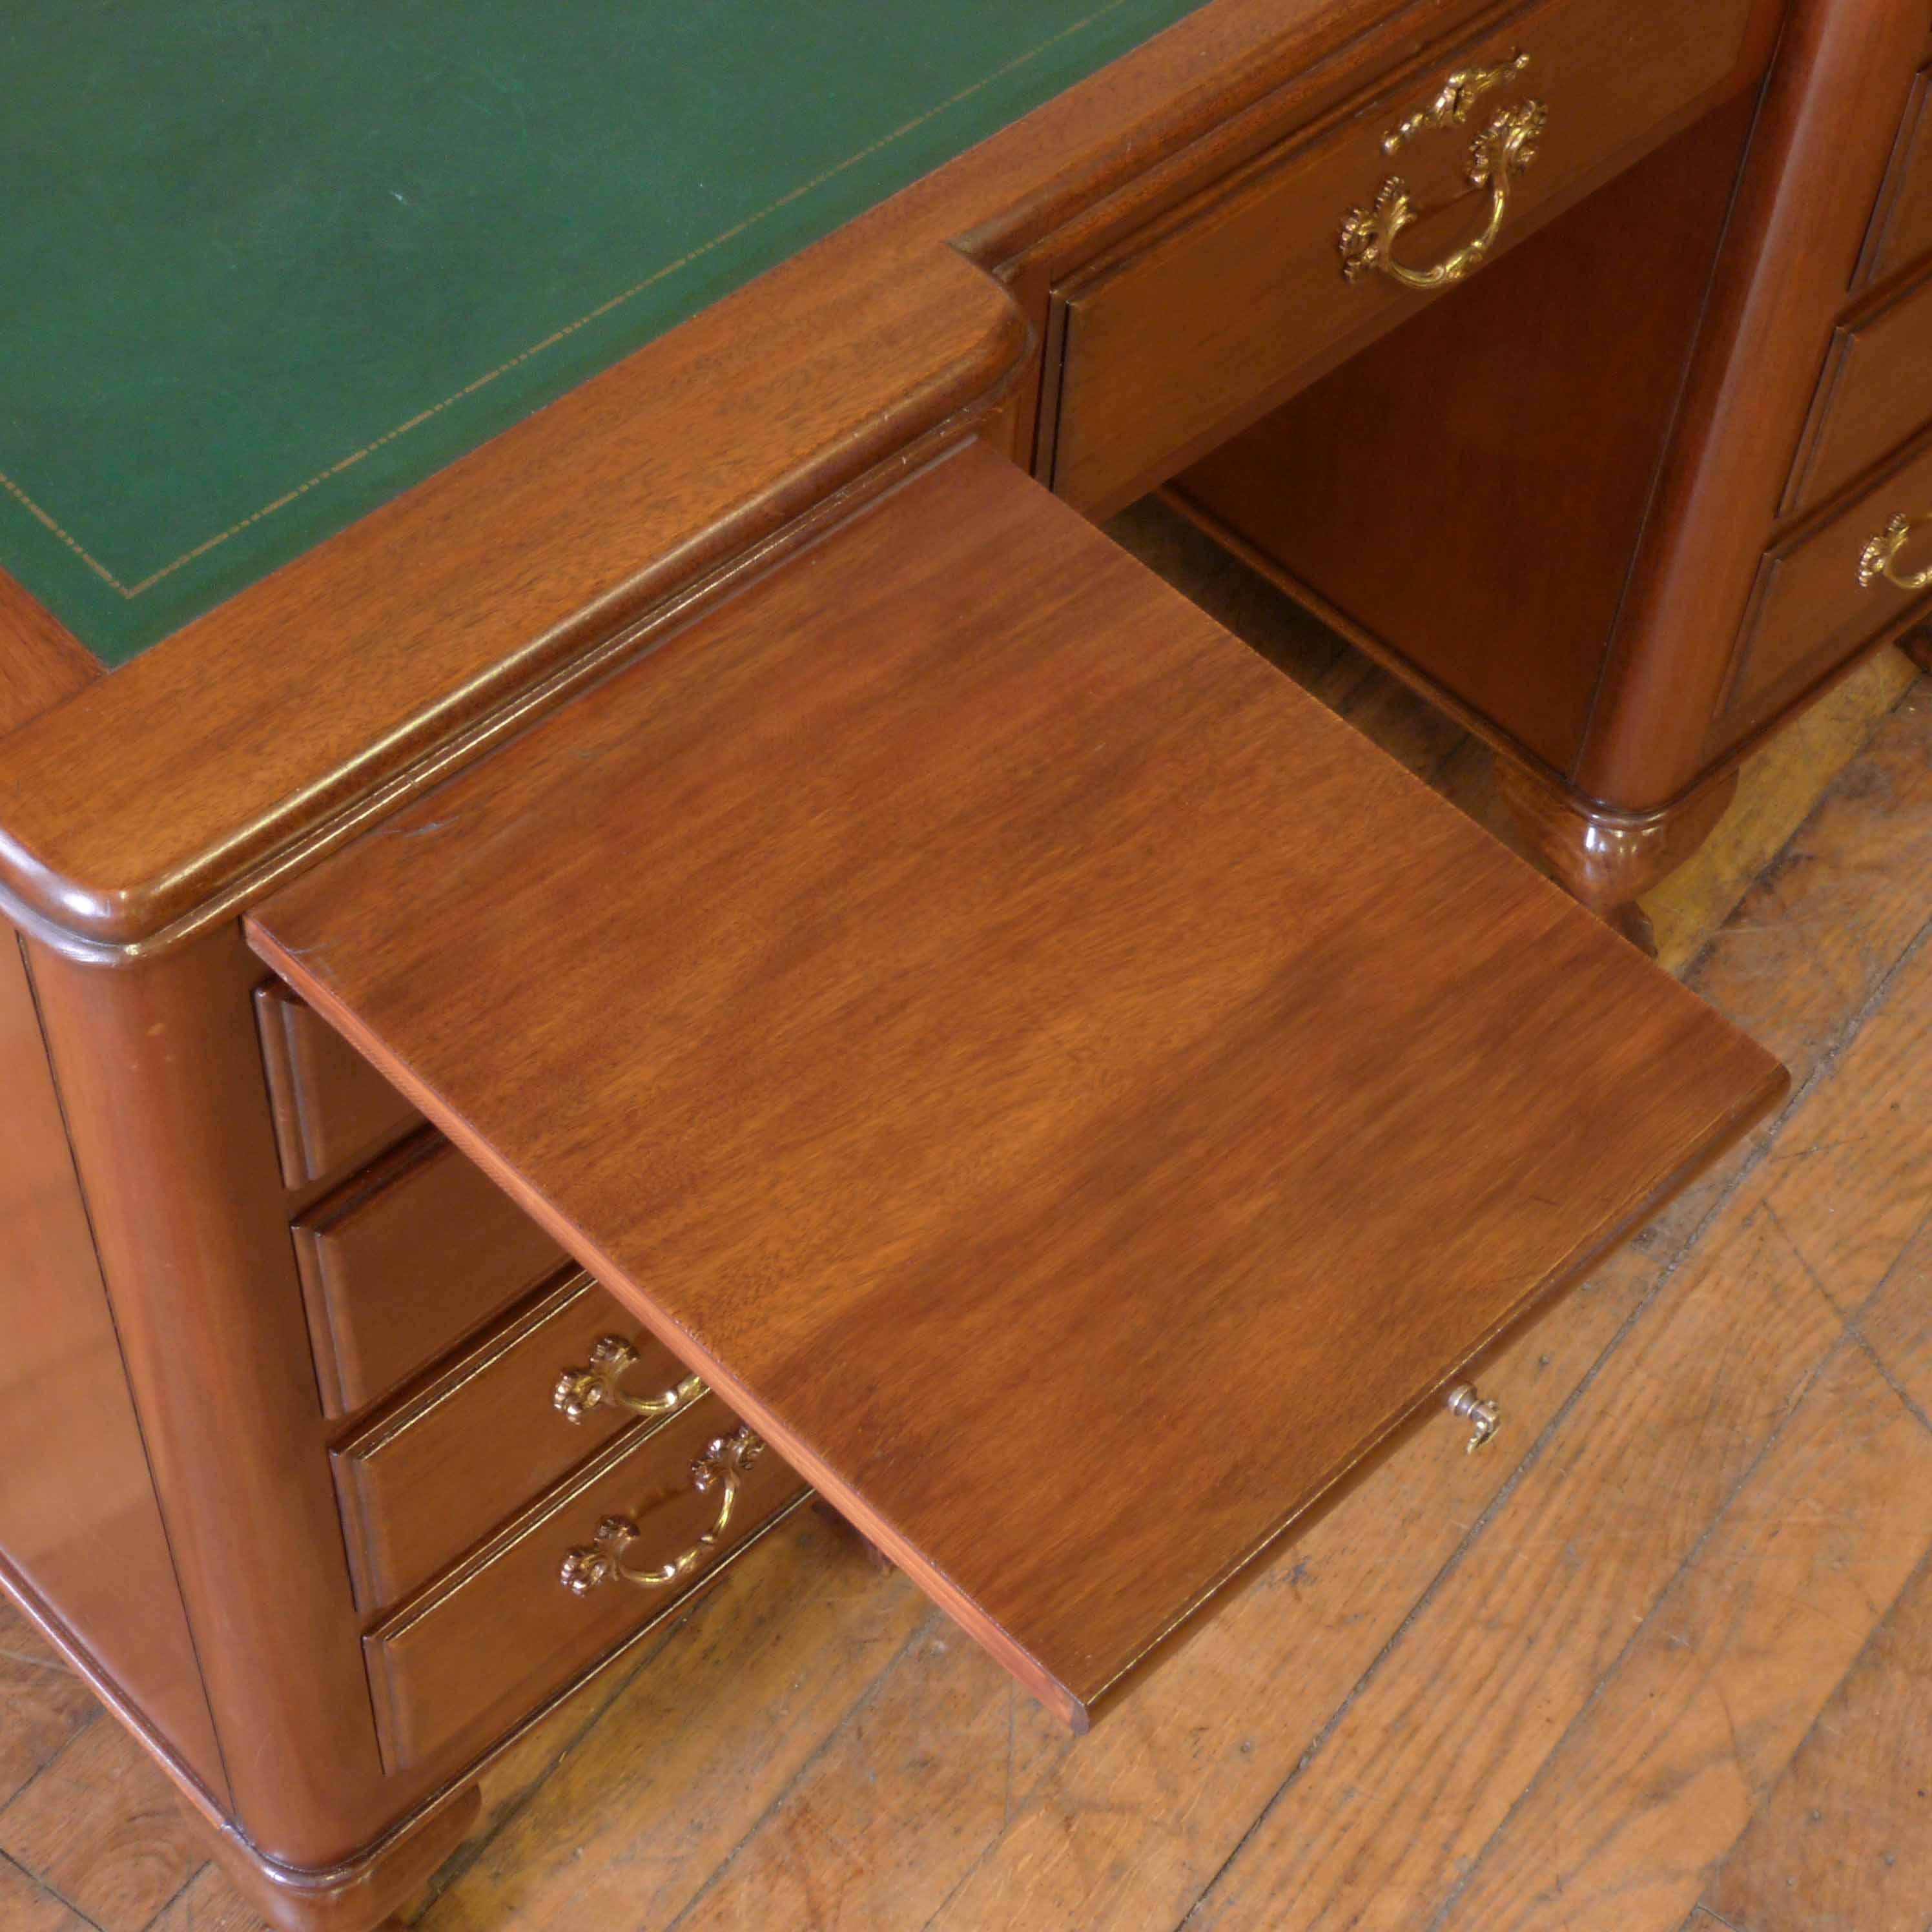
[5,1,1204,668]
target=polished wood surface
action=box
[292,1130,565,1419]
[331,1269,680,1611]
[198,1789,482,1932]
[0,936,226,1802]
[1785,264,1932,517]
[31,643,1911,1932]
[251,441,1784,1731]
[255,982,422,1190]
[394,664,1932,1932]
[1050,0,1766,515]
[0,0,1512,959]
[1857,59,1932,289]
[1723,421,1932,736]
[1494,760,1740,953]
[0,579,99,737]
[0,602,221,1793]
[25,932,404,1867]
[1168,99,1756,777]
[365,1400,805,1773]
[1579,0,1930,808]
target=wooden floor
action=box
[3,510,1928,1932]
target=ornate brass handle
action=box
[553,1335,706,1424]
[1857,512,1932,593]
[1340,54,1546,293]
[559,1424,763,1595]
[1444,1381,1501,1453]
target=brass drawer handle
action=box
[554,1335,706,1424]
[1340,54,1545,293]
[1444,1381,1501,1452]
[559,1423,764,1594]
[1857,512,1932,593]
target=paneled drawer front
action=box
[1787,271,1932,517]
[1047,0,1760,513]
[333,1271,699,1610]
[1858,64,1932,291]
[1727,426,1932,731]
[256,981,421,1187]
[293,1131,566,1417]
[365,1397,806,1772]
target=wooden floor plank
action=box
[0,1718,201,1932]
[1856,1209,1932,1426]
[1704,1548,1932,1932]
[1180,1185,1842,1932]
[1687,679,1932,1082]
[679,1248,1662,1932]
[1435,1338,1932,1932]
[0,1600,97,1815]
[142,1862,266,1932]
[1754,929,1932,1318]
[0,1852,93,1932]
[1644,650,1920,976]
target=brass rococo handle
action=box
[553,1335,707,1425]
[1857,511,1932,593]
[1339,54,1546,293]
[559,1424,764,1595]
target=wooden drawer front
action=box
[293,1131,566,1417]
[1728,426,1932,728]
[1787,270,1932,517]
[1858,65,1932,291]
[256,981,420,1188]
[1046,0,1759,513]
[333,1271,697,1610]
[365,1397,805,1772]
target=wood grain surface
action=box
[1051,0,1764,513]
[364,1400,805,1773]
[251,442,1783,1730]
[1707,1548,1932,1932]
[1860,60,1932,289]
[1787,265,1932,516]
[1727,420,1932,737]
[291,1131,565,1418]
[331,1270,687,1611]
[1581,0,1929,807]
[0,937,226,1800]
[1169,99,1758,777]
[3,576,1920,1932]
[254,981,422,1189]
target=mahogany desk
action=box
[0,3,1922,1926]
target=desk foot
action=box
[189,1783,481,1932]
[1494,758,1737,959]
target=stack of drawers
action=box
[1717,41,1932,746]
[254,982,807,1774]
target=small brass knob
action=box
[1444,1381,1501,1452]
